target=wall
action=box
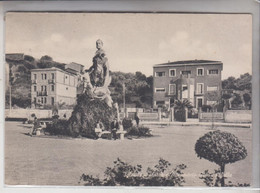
[225,110,252,123]
[5,109,73,119]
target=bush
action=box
[127,125,152,137]
[45,119,70,136]
[201,105,212,112]
[200,169,250,187]
[79,158,186,186]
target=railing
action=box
[31,79,37,84]
[37,91,48,96]
[48,79,55,84]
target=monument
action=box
[66,39,117,138]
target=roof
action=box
[153,60,222,68]
[6,53,24,61]
[31,67,77,76]
[65,62,84,73]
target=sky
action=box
[5,13,252,79]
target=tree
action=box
[195,130,247,187]
[173,99,193,110]
[173,99,193,122]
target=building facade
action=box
[31,67,79,108]
[153,60,223,109]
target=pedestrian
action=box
[29,117,40,136]
[134,112,140,126]
[95,120,104,139]
[111,119,119,140]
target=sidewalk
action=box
[141,120,251,128]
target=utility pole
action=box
[122,83,126,118]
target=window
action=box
[51,73,55,79]
[181,70,191,75]
[51,85,55,91]
[155,88,166,93]
[41,85,47,91]
[44,97,47,104]
[197,68,204,76]
[182,85,188,91]
[169,84,176,95]
[51,97,55,105]
[197,83,204,94]
[155,71,165,77]
[169,69,176,77]
[41,73,47,80]
[33,74,37,80]
[207,86,218,91]
[33,97,36,103]
[34,86,37,92]
[41,97,44,103]
[208,69,219,75]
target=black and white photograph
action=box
[4,12,252,187]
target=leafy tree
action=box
[195,130,247,187]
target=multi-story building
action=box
[31,67,79,108]
[153,60,223,109]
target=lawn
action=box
[4,121,252,186]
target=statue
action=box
[82,39,113,107]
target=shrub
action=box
[200,169,250,187]
[45,119,70,136]
[195,130,247,187]
[127,125,152,137]
[79,158,186,186]
[201,105,212,112]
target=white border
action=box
[0,0,259,193]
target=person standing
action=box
[29,117,40,136]
[111,119,119,140]
[134,112,140,126]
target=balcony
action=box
[31,79,37,84]
[37,91,48,96]
[48,79,55,84]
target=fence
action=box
[5,108,252,123]
[5,109,73,120]
[199,112,224,122]
[199,110,252,123]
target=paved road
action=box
[5,121,252,186]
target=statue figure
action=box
[82,39,113,107]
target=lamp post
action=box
[122,83,126,118]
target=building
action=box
[31,67,79,108]
[153,60,223,109]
